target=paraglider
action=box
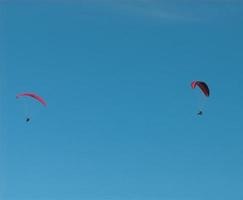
[191,81,210,97]
[191,81,210,115]
[16,93,47,106]
[16,92,46,122]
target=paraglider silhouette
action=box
[191,81,210,116]
[16,93,47,122]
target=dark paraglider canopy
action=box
[191,81,210,97]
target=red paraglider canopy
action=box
[16,93,47,106]
[191,81,210,97]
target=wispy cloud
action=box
[91,0,243,22]
[1,0,243,21]
[84,0,243,22]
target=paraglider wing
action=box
[16,93,47,106]
[191,81,210,97]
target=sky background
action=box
[1,1,243,200]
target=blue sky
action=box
[1,1,243,200]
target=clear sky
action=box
[1,1,243,200]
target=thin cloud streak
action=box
[0,0,243,22]
[75,0,242,22]
[91,0,243,22]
